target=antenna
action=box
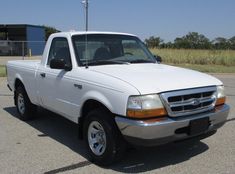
[82,0,89,68]
[82,0,89,31]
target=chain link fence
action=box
[0,40,46,56]
[0,41,45,65]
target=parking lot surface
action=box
[0,74,234,174]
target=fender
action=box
[80,90,114,118]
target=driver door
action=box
[37,37,78,121]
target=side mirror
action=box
[50,59,72,71]
[154,55,162,63]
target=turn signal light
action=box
[215,97,226,106]
[127,108,167,119]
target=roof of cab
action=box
[51,31,137,37]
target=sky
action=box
[0,0,235,41]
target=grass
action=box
[150,48,235,73]
[167,64,235,73]
[0,65,6,77]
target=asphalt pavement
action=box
[0,74,234,174]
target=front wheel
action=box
[84,108,126,166]
[15,86,37,120]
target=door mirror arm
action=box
[154,55,162,63]
[64,64,72,71]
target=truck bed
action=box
[7,60,41,105]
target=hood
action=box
[89,63,222,94]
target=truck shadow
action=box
[4,106,209,173]
[110,140,209,173]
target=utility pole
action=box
[82,0,89,31]
[82,0,89,68]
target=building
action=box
[0,24,45,56]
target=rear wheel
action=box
[83,108,126,166]
[15,86,37,120]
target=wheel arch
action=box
[14,78,25,105]
[78,99,114,139]
[13,73,24,90]
[15,78,24,90]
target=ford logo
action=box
[192,98,200,106]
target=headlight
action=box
[127,94,167,118]
[215,85,226,106]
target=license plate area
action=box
[189,117,209,136]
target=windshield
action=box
[72,34,156,66]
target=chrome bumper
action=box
[115,104,230,146]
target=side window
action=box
[47,37,72,66]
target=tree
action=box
[144,33,235,50]
[212,37,230,50]
[229,36,235,50]
[174,32,211,49]
[42,25,60,40]
[160,42,174,49]
[174,37,189,49]
[145,36,163,48]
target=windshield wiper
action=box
[86,60,129,66]
[129,59,156,64]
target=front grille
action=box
[160,86,217,117]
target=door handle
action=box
[40,73,46,78]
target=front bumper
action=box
[115,104,230,146]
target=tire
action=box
[15,85,37,121]
[83,108,126,166]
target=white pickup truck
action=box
[7,31,230,165]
